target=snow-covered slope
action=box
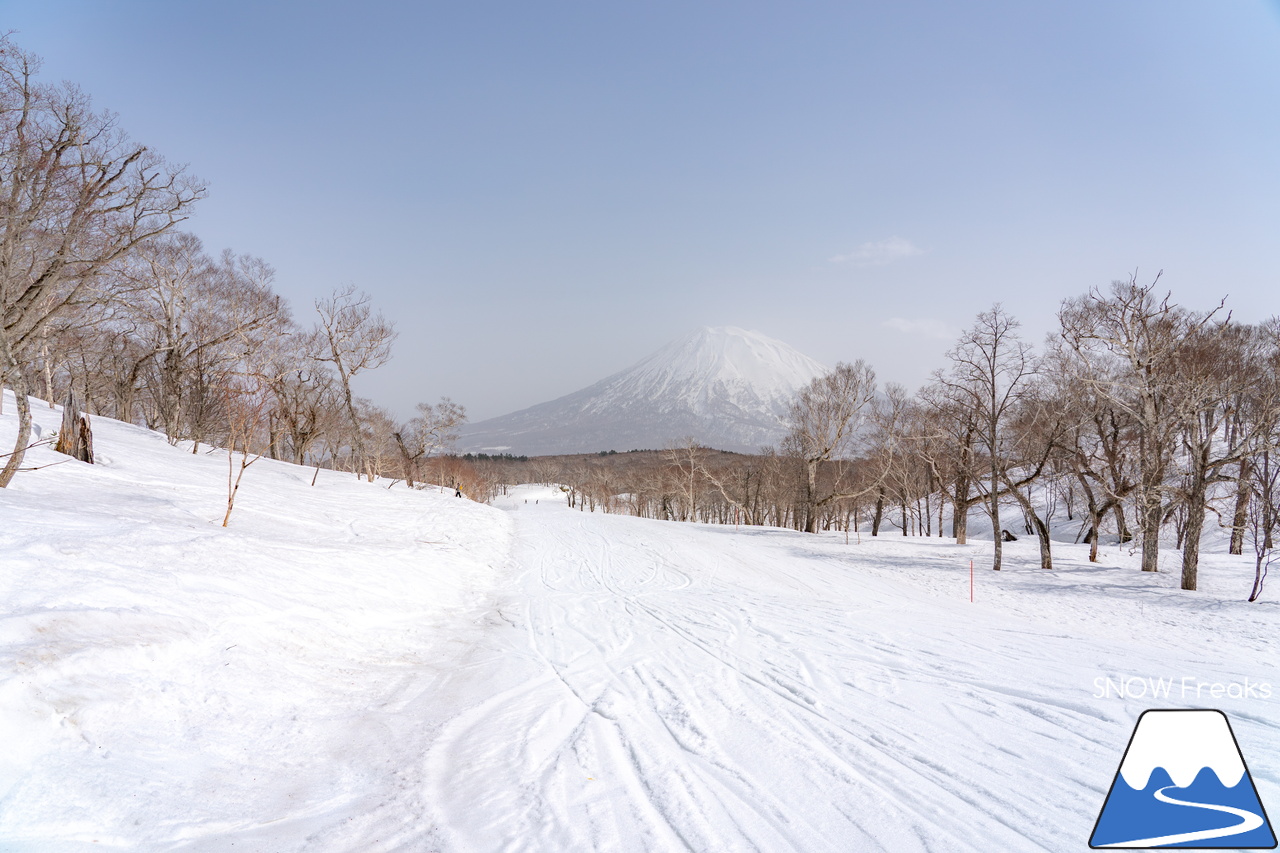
[459,326,827,455]
[2,392,1277,851]
[0,391,512,851]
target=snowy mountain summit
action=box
[459,326,827,455]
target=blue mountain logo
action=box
[1090,709,1276,848]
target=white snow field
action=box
[2,392,1278,851]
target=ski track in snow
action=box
[417,491,1275,853]
[3,397,1278,852]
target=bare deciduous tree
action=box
[936,305,1036,570]
[394,397,466,488]
[113,235,287,449]
[917,385,984,543]
[1167,321,1263,590]
[1046,357,1138,562]
[783,360,882,533]
[1059,273,1224,578]
[1247,445,1279,602]
[311,285,396,482]
[0,36,204,485]
[220,373,270,527]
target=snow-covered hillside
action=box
[459,326,827,455]
[2,393,1277,851]
[0,392,512,851]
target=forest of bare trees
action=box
[473,277,1280,599]
[3,36,1277,599]
[0,36,465,500]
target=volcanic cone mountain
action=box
[459,326,826,456]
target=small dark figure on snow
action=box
[455,487,462,498]
[1001,529,1018,542]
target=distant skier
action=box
[455,486,462,498]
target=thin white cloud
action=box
[881,317,956,341]
[829,237,925,266]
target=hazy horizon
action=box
[6,1,1279,420]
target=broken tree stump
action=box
[54,390,94,464]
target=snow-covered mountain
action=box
[459,326,827,455]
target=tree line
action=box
[478,278,1280,600]
[0,36,466,499]
[4,36,1276,597]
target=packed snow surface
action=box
[458,326,827,454]
[2,392,1278,851]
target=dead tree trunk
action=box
[1229,458,1252,556]
[54,389,94,464]
[1006,476,1052,569]
[393,431,418,488]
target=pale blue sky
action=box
[5,1,1279,419]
